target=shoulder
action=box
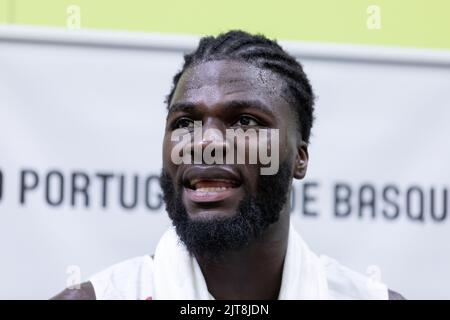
[50,282,95,300]
[388,289,407,300]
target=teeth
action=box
[190,179,200,187]
[196,187,229,192]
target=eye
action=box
[173,117,194,130]
[233,115,260,127]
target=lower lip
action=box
[184,187,238,203]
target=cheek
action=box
[278,127,296,161]
[237,164,259,193]
[162,136,169,160]
[162,136,177,169]
[261,128,290,161]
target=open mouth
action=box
[181,166,243,203]
[187,179,240,192]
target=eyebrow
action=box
[168,99,275,117]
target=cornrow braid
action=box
[166,30,315,144]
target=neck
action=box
[195,211,290,300]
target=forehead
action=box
[170,60,293,110]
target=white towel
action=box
[90,223,388,300]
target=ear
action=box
[293,141,309,180]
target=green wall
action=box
[1,0,449,50]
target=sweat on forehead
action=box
[164,30,315,144]
[169,60,294,108]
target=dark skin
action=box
[51,60,405,300]
[163,60,308,299]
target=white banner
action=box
[1,26,449,299]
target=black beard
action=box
[159,162,292,260]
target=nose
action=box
[188,119,229,164]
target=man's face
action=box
[161,60,307,257]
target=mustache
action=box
[159,160,292,258]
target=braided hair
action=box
[166,30,315,144]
